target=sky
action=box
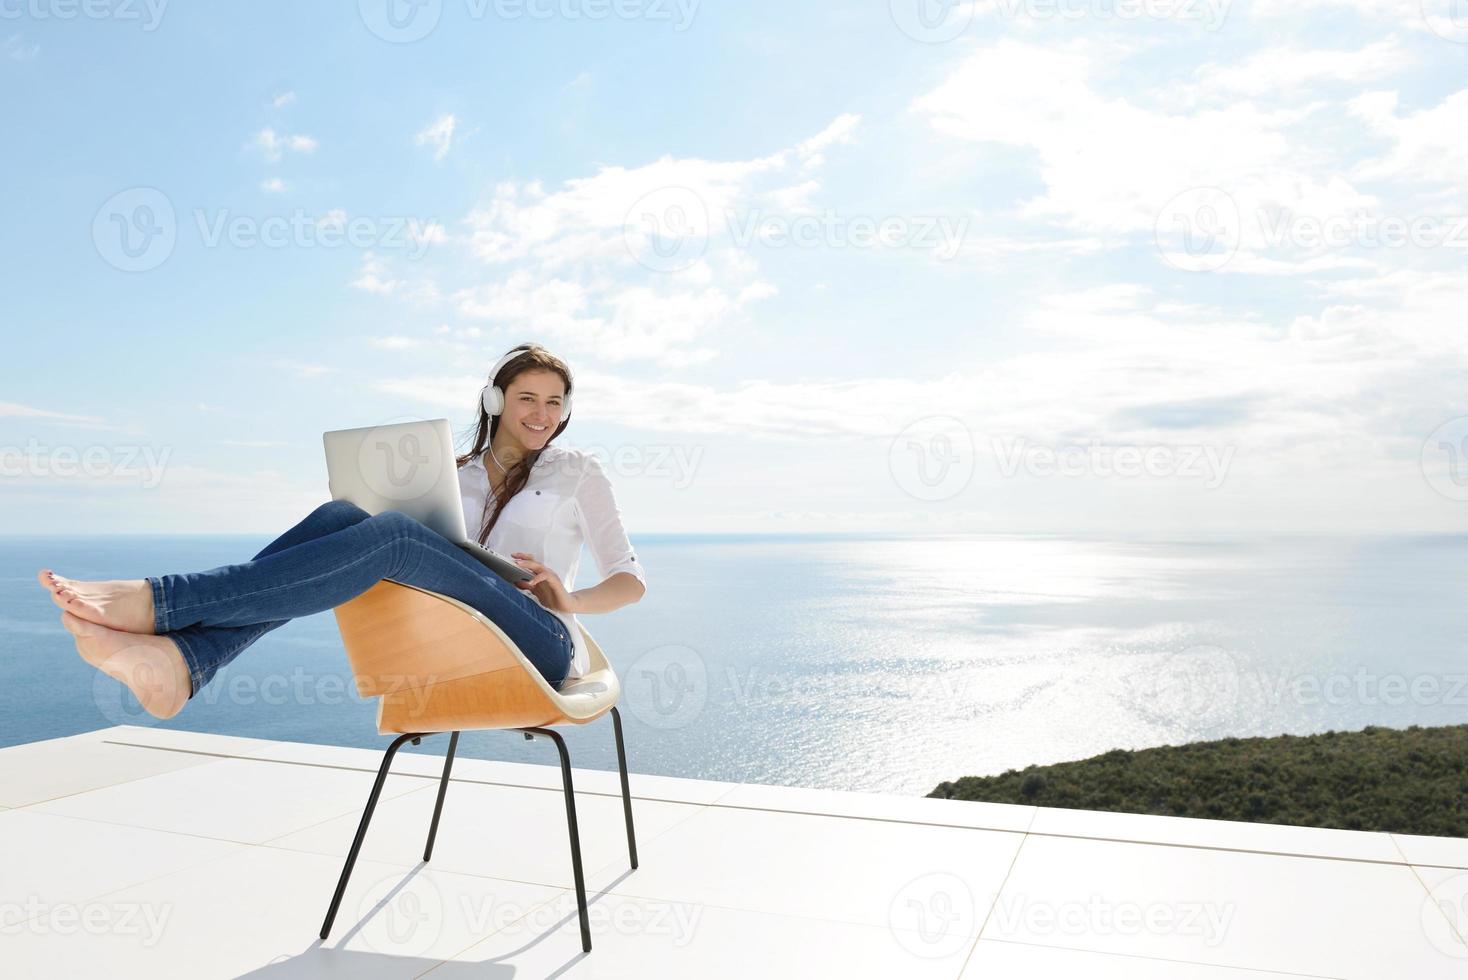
[3,0,1468,536]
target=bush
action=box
[927,724,1468,837]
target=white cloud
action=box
[382,114,857,366]
[795,112,860,170]
[374,375,484,410]
[4,34,39,61]
[1182,38,1409,103]
[316,208,347,231]
[349,252,440,303]
[253,127,317,162]
[350,253,405,296]
[415,114,457,162]
[260,177,287,193]
[0,401,107,427]
[368,336,423,350]
[908,38,1448,275]
[273,91,296,108]
[271,359,337,378]
[1349,87,1468,189]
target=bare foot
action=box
[61,611,191,719]
[38,569,156,634]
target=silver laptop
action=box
[322,418,532,585]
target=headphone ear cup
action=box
[481,384,504,417]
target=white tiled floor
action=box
[0,724,1463,979]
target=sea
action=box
[2,533,1465,797]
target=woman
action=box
[35,343,647,720]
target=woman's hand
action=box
[511,553,580,613]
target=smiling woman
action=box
[455,343,649,683]
[38,342,646,721]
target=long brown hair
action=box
[455,343,575,546]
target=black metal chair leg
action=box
[522,726,592,953]
[610,707,638,870]
[424,730,460,861]
[319,730,427,940]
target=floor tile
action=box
[1413,865,1468,963]
[264,778,695,892]
[1028,805,1402,863]
[961,939,1339,978]
[716,780,1035,831]
[587,803,1025,934]
[1,842,564,979]
[984,833,1459,978]
[80,724,292,758]
[1393,832,1468,870]
[0,733,219,807]
[420,890,969,979]
[27,756,429,844]
[0,809,242,929]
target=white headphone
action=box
[479,345,573,423]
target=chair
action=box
[317,579,638,953]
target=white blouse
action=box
[457,444,646,681]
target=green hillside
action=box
[929,724,1468,837]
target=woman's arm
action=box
[572,454,648,613]
[571,571,645,614]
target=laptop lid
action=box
[322,418,469,544]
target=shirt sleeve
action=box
[574,454,647,589]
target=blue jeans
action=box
[147,500,574,700]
